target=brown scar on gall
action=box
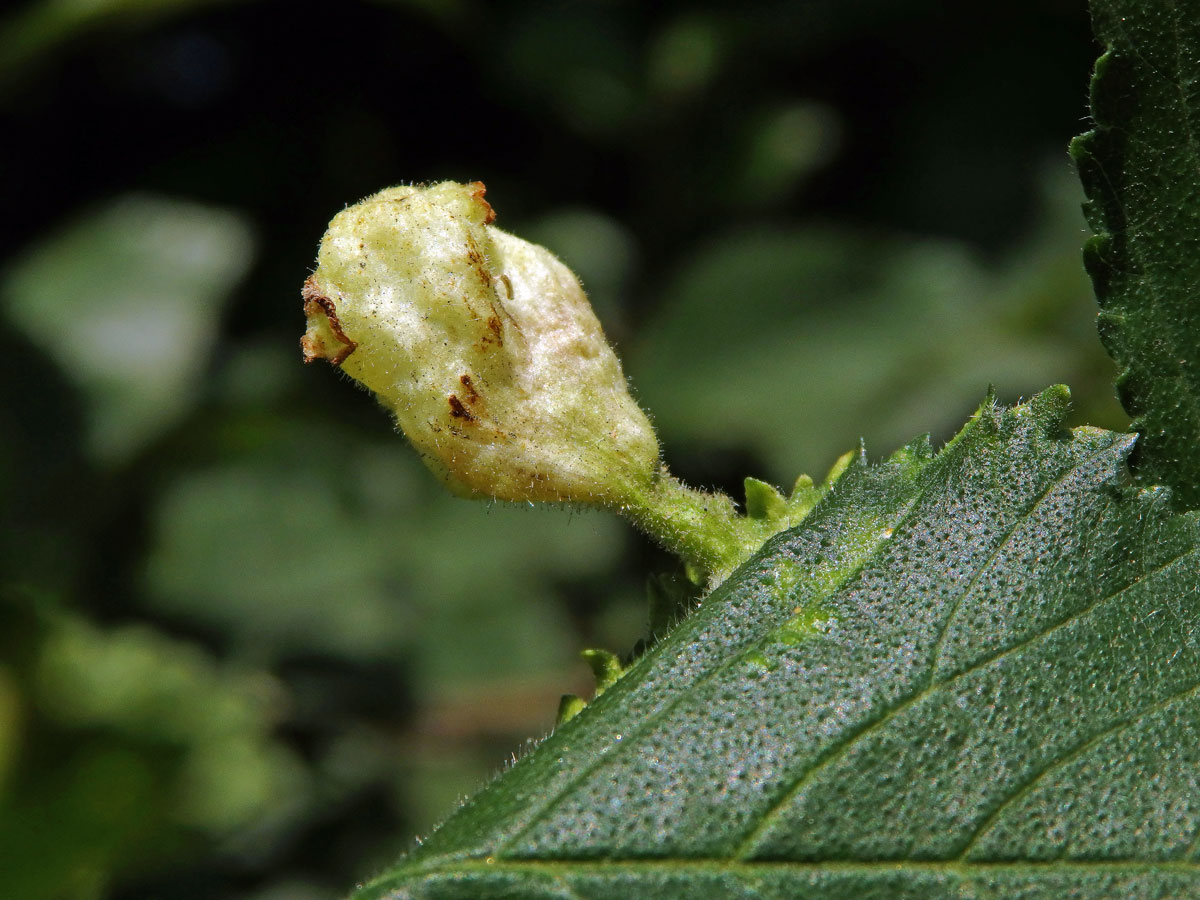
[464,233,492,287]
[484,315,504,347]
[448,394,476,421]
[468,181,497,225]
[479,296,522,353]
[300,276,358,366]
[459,373,481,404]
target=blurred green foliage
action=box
[0,0,1125,897]
[5,196,254,462]
[633,166,1119,483]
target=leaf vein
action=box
[733,542,1197,859]
[925,439,1120,679]
[957,677,1200,860]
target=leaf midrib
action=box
[382,857,1200,879]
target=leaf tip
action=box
[555,693,586,726]
[581,647,625,694]
[744,477,787,521]
[1029,383,1072,434]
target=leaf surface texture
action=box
[357,388,1200,899]
[1072,0,1200,507]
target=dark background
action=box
[0,1,1125,898]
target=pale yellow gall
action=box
[301,181,660,506]
[303,181,840,585]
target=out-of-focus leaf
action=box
[31,608,307,831]
[645,13,724,99]
[731,101,841,205]
[141,419,627,694]
[631,168,1126,484]
[0,597,307,900]
[1071,0,1200,509]
[2,194,254,463]
[352,389,1200,899]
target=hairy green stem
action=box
[618,470,764,584]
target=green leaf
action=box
[350,388,1200,898]
[1,194,255,463]
[1071,0,1200,509]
